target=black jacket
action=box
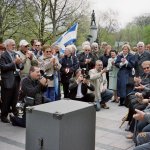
[69,78,95,99]
[0,51,23,89]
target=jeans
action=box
[44,87,55,101]
[134,132,150,150]
[101,89,113,104]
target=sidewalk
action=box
[0,101,135,150]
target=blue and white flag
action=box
[55,23,78,54]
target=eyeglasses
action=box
[24,45,29,48]
[143,67,149,70]
[85,50,90,51]
[35,45,40,47]
[138,46,143,48]
[46,51,51,53]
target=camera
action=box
[40,70,54,80]
[81,68,90,80]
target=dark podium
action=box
[26,100,96,150]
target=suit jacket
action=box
[69,78,95,99]
[134,51,150,77]
[60,55,79,83]
[0,51,23,89]
[89,68,107,101]
[78,52,95,71]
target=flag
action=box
[55,23,78,54]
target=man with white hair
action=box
[0,39,23,123]
[134,41,150,77]
[60,46,79,98]
[78,44,95,72]
[17,39,37,78]
[91,42,100,62]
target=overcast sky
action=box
[88,0,150,27]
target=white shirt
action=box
[76,82,83,98]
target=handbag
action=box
[24,96,35,106]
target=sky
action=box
[88,0,150,28]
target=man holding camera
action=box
[9,66,48,127]
[69,69,95,102]
[89,60,113,110]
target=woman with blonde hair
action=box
[115,44,135,106]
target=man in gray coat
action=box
[134,41,150,77]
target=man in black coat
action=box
[10,66,48,127]
[60,46,79,98]
[0,39,23,123]
[78,45,95,72]
[69,69,95,102]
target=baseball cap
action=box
[19,39,29,46]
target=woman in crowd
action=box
[115,44,135,106]
[99,45,111,87]
[38,45,61,101]
[107,50,119,102]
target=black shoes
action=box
[118,103,124,106]
[1,117,10,123]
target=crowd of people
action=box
[0,38,150,149]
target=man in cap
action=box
[17,39,37,78]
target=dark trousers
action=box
[1,77,20,118]
[72,93,95,103]
[62,82,69,98]
[137,120,150,132]
[11,115,26,128]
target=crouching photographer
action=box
[9,66,48,127]
[69,69,95,102]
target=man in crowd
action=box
[91,42,100,63]
[10,66,48,127]
[34,41,42,58]
[78,44,95,72]
[69,69,95,102]
[0,39,23,123]
[17,39,36,78]
[30,39,38,56]
[60,46,79,98]
[89,60,113,110]
[134,41,150,77]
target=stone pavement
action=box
[0,101,135,150]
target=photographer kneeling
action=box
[69,69,95,102]
[10,66,48,127]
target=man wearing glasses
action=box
[134,42,150,77]
[78,44,95,72]
[34,41,42,58]
[17,39,36,78]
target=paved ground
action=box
[0,100,135,150]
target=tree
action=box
[0,0,24,42]
[96,9,119,45]
[17,0,87,44]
